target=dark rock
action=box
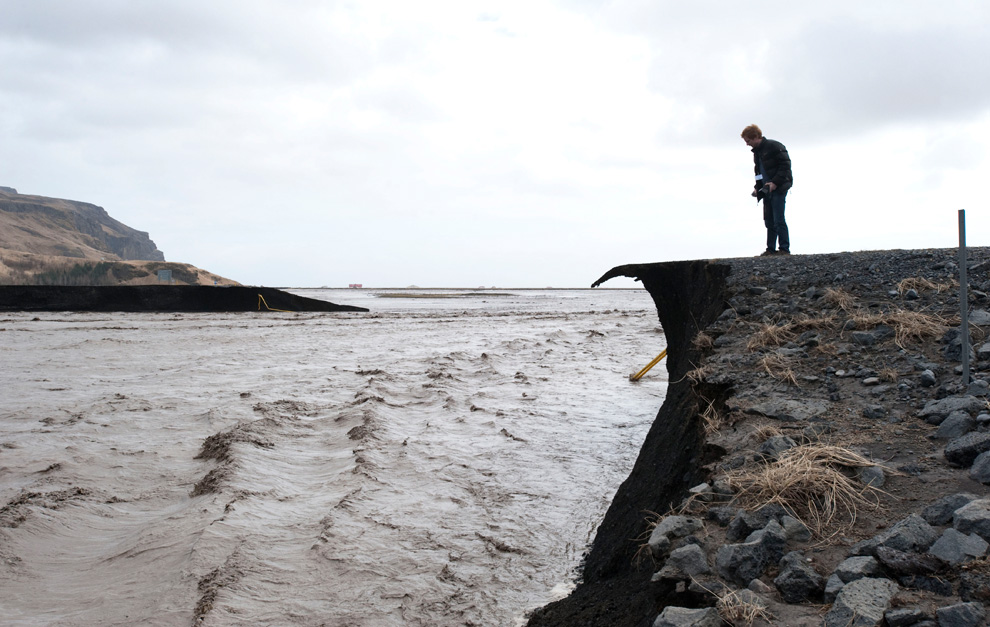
[852,331,877,346]
[874,546,943,577]
[953,499,990,541]
[823,577,898,627]
[928,528,989,565]
[654,544,711,581]
[652,606,721,627]
[781,515,812,542]
[922,493,980,526]
[935,602,986,627]
[705,506,738,527]
[897,575,954,595]
[884,607,931,627]
[932,411,977,440]
[716,520,787,586]
[863,404,887,419]
[740,398,830,422]
[918,396,984,425]
[944,432,990,467]
[757,435,797,460]
[648,516,704,557]
[969,450,990,484]
[686,577,732,601]
[858,466,886,487]
[851,514,939,556]
[833,555,882,583]
[824,573,844,603]
[773,551,824,603]
[959,570,990,603]
[726,504,787,541]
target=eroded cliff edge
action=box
[529,249,990,627]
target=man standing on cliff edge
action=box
[742,124,792,256]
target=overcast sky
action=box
[3,1,989,287]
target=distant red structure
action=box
[348,284,363,288]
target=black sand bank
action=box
[0,285,368,313]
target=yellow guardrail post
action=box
[630,348,667,381]
[258,294,293,313]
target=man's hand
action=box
[767,182,777,192]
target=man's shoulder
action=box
[763,138,786,149]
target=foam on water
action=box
[0,289,666,626]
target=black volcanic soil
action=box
[0,285,367,312]
[528,248,990,627]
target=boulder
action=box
[726,505,786,541]
[917,396,984,425]
[654,543,712,581]
[716,520,787,586]
[851,514,939,556]
[824,573,844,603]
[648,515,704,557]
[773,551,824,603]
[953,499,990,541]
[944,431,990,467]
[858,466,886,487]
[652,606,721,627]
[832,555,882,583]
[935,602,986,627]
[781,515,812,542]
[884,608,931,627]
[931,411,976,440]
[823,577,898,627]
[740,398,830,422]
[757,435,797,460]
[969,450,990,484]
[874,546,942,577]
[922,493,980,526]
[928,528,989,565]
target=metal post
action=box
[959,209,970,385]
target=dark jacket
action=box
[752,138,792,197]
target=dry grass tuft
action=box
[683,364,712,385]
[693,332,714,350]
[759,354,799,386]
[879,367,899,383]
[822,288,857,312]
[701,398,723,435]
[897,277,955,294]
[746,314,835,352]
[847,309,948,348]
[717,589,774,626]
[747,322,795,351]
[723,444,885,537]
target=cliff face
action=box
[0,188,165,261]
[530,249,990,627]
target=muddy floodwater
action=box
[0,288,667,626]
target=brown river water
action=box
[0,288,666,626]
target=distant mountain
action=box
[0,187,237,286]
[1,187,164,261]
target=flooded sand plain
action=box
[0,289,666,626]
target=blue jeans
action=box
[764,191,789,252]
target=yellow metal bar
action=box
[630,348,667,381]
[258,294,293,313]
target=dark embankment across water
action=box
[0,285,368,312]
[528,260,731,627]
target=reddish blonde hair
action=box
[741,124,762,140]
